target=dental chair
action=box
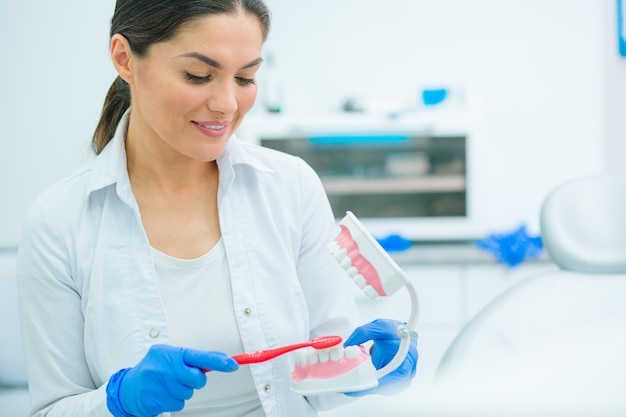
[432,176,626,416]
[0,250,30,417]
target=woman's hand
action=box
[106,344,238,417]
[343,318,418,396]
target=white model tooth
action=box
[346,266,358,277]
[295,350,308,366]
[333,247,347,262]
[363,285,379,299]
[317,349,330,363]
[329,347,344,361]
[344,345,361,358]
[340,256,352,269]
[353,274,366,288]
[307,350,319,365]
[340,255,352,270]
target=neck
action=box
[125,129,218,193]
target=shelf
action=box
[321,175,466,195]
[239,110,480,141]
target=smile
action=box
[192,121,229,138]
[197,123,225,130]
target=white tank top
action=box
[152,239,264,417]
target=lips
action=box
[192,120,230,137]
[193,121,227,129]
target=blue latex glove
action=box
[106,344,238,417]
[343,318,418,396]
[475,225,543,267]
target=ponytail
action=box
[92,76,130,154]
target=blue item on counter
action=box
[309,134,408,145]
[106,344,238,417]
[376,234,413,252]
[343,318,418,397]
[475,225,543,267]
[421,88,448,106]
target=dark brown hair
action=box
[92,0,271,154]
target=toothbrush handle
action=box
[232,343,307,364]
[201,342,308,372]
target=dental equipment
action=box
[291,211,420,395]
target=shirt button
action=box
[149,328,160,338]
[243,307,253,317]
[263,384,271,393]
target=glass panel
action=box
[260,134,466,219]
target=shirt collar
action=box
[217,134,274,173]
[87,110,274,198]
[87,110,131,196]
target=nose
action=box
[207,79,238,115]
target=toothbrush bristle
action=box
[310,335,342,349]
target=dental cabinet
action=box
[237,111,482,242]
[263,134,465,219]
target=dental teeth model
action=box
[291,345,378,395]
[291,211,420,395]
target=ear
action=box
[110,34,134,84]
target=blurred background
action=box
[1,0,625,416]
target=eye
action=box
[236,77,256,87]
[184,72,211,85]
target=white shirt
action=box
[152,240,262,416]
[17,113,359,417]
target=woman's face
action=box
[121,12,264,162]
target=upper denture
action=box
[334,225,386,297]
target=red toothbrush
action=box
[202,335,342,372]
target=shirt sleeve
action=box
[293,158,361,411]
[17,196,111,417]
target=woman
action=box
[17,1,417,416]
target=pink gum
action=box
[291,346,369,382]
[336,225,386,296]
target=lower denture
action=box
[291,345,369,382]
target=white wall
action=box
[0,0,622,247]
[0,1,117,247]
[261,0,609,234]
[604,0,626,175]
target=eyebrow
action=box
[179,52,263,70]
